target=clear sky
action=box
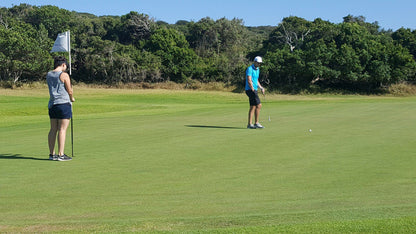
[1,0,415,30]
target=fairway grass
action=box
[1,87,416,233]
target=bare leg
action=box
[248,106,256,125]
[57,119,70,156]
[48,119,59,155]
[255,103,262,124]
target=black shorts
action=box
[49,103,72,119]
[245,90,261,106]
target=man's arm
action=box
[258,80,265,94]
[247,76,254,91]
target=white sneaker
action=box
[254,123,265,129]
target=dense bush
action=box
[1,5,415,93]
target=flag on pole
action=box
[50,31,72,75]
[51,31,70,52]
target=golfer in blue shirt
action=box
[245,56,265,129]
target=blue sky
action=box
[1,0,415,30]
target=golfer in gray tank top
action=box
[47,70,71,109]
[47,56,75,161]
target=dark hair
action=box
[54,56,68,69]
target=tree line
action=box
[1,4,415,93]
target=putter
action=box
[263,79,271,122]
[263,92,271,122]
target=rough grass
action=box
[388,82,416,96]
[3,80,416,96]
[1,87,416,233]
[0,81,237,92]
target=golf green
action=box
[1,88,415,232]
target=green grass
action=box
[1,87,416,233]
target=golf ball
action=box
[309,129,312,132]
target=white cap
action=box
[254,56,263,63]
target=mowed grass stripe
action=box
[0,88,415,232]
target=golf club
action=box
[263,92,271,122]
[263,79,271,122]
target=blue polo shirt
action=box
[245,64,260,90]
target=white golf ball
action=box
[309,129,312,132]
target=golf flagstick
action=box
[51,31,74,156]
[71,106,74,157]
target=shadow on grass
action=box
[185,125,246,130]
[0,153,50,161]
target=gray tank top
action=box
[47,71,71,109]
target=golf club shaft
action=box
[263,92,271,121]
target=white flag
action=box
[51,31,70,52]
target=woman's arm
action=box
[60,72,75,102]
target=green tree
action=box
[187,17,218,57]
[0,23,50,83]
[74,36,140,83]
[392,28,416,59]
[26,5,74,38]
[145,27,198,82]
[186,17,249,84]
[117,11,155,45]
[343,14,380,35]
[264,16,311,52]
